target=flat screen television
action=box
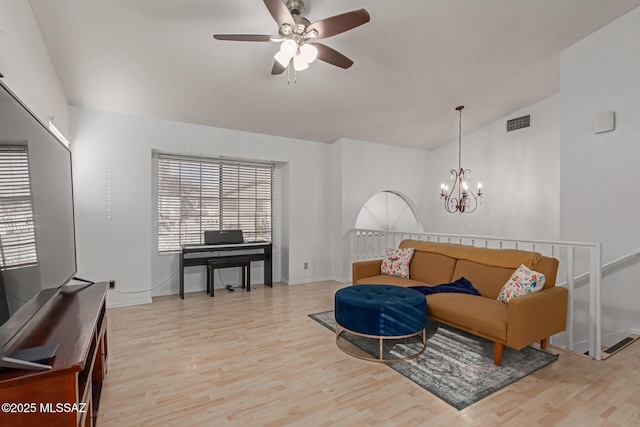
[0,79,77,370]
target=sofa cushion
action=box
[497,264,545,303]
[452,260,515,299]
[399,240,543,269]
[381,248,414,278]
[353,275,430,288]
[427,293,508,342]
[408,251,457,284]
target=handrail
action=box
[349,228,604,360]
[349,228,597,249]
[603,247,640,271]
[557,247,640,287]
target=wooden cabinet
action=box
[0,282,108,426]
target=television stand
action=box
[0,282,108,426]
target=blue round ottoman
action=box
[334,285,427,362]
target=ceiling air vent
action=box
[506,115,531,132]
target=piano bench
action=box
[206,259,252,296]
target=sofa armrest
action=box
[352,260,383,284]
[505,286,568,350]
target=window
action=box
[156,153,274,253]
[355,190,423,232]
[0,144,37,269]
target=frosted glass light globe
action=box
[293,54,309,71]
[281,39,297,57]
[299,44,318,63]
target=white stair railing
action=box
[349,228,603,360]
[557,248,640,286]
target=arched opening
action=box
[355,191,423,232]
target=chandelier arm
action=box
[446,197,460,213]
[465,188,481,213]
[463,196,479,213]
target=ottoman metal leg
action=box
[335,323,427,363]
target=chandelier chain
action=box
[458,106,462,171]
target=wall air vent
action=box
[506,115,531,132]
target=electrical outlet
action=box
[304,262,308,270]
[108,280,116,289]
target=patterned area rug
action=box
[309,310,558,410]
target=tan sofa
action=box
[352,239,568,365]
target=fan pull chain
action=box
[285,64,298,85]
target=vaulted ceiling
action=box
[28,0,640,150]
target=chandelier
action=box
[439,106,483,214]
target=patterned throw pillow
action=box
[497,264,546,303]
[381,248,415,278]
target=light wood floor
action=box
[97,281,640,426]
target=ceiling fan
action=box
[214,0,370,75]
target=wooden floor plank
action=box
[97,281,640,426]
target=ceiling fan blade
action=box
[311,43,354,69]
[306,9,370,39]
[271,59,289,75]
[263,0,295,27]
[214,34,274,42]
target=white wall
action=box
[331,138,430,282]
[560,7,640,344]
[0,0,69,136]
[427,95,561,241]
[70,107,332,307]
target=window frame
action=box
[155,152,274,254]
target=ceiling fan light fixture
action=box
[279,23,293,36]
[293,54,309,71]
[274,49,293,67]
[304,29,318,39]
[212,0,370,77]
[280,39,298,56]
[299,43,318,63]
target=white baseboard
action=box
[106,276,343,305]
[151,288,180,297]
[281,276,334,285]
[106,296,153,309]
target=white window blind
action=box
[157,153,274,253]
[0,145,37,269]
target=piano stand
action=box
[207,259,251,296]
[180,242,272,299]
